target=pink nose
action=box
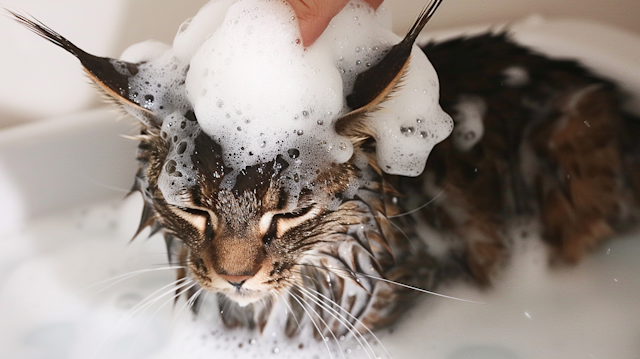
[219,274,253,285]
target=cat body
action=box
[9,3,640,340]
[131,32,640,336]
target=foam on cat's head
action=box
[120,0,452,204]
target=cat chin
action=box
[223,290,268,307]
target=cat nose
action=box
[219,274,253,288]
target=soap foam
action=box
[185,0,351,172]
[4,199,640,359]
[120,0,452,203]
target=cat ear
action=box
[6,10,159,128]
[336,0,444,138]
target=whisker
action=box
[299,263,484,304]
[387,185,447,219]
[273,291,304,337]
[126,281,198,359]
[293,281,391,359]
[288,268,390,358]
[80,266,186,298]
[90,278,195,359]
[388,219,420,252]
[173,286,204,320]
[291,282,376,359]
[186,287,204,312]
[288,292,338,359]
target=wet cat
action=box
[9,0,639,341]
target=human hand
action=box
[287,0,383,46]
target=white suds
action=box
[119,0,452,194]
[451,95,486,152]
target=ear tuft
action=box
[6,9,158,126]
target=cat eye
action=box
[261,206,316,246]
[173,206,215,240]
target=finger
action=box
[365,0,384,10]
[289,0,349,46]
[289,0,383,47]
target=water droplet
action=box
[365,62,371,67]
[260,141,266,148]
[237,126,242,131]
[356,60,362,65]
[165,160,176,174]
[302,110,309,117]
[419,131,429,138]
[176,141,187,154]
[416,117,424,123]
[288,148,300,159]
[216,99,224,108]
[178,19,191,34]
[296,130,304,136]
[400,125,415,137]
[273,348,280,353]
[317,120,324,125]
[144,94,154,105]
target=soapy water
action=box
[0,197,391,359]
[2,196,640,358]
[119,0,452,200]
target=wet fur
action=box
[413,33,640,282]
[10,8,640,341]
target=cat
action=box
[8,0,639,341]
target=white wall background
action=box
[1,0,639,128]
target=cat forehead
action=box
[154,116,294,208]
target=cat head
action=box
[8,0,448,317]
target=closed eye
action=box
[260,206,318,245]
[170,206,215,240]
